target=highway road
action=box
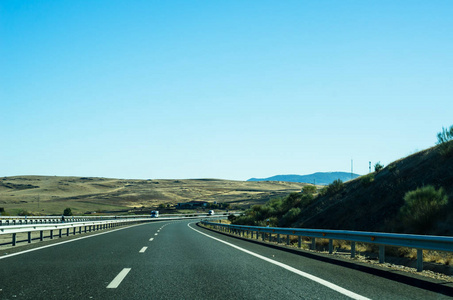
[0,220,451,299]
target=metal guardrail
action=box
[0,218,147,247]
[0,213,234,226]
[201,221,453,272]
[0,215,224,248]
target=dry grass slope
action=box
[294,144,453,236]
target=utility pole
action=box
[369,161,371,173]
[351,159,353,180]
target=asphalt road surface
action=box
[0,220,451,299]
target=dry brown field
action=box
[0,176,306,215]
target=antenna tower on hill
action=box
[351,159,353,180]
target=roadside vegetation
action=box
[399,186,448,234]
[232,125,453,238]
[437,125,453,156]
[221,126,453,273]
[231,185,317,227]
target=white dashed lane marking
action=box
[107,268,131,289]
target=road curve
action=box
[0,220,451,299]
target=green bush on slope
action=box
[399,185,448,233]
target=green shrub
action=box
[299,193,314,209]
[361,174,375,187]
[282,193,302,212]
[318,186,328,196]
[437,125,453,156]
[302,185,317,195]
[63,207,73,216]
[326,179,344,195]
[399,185,448,233]
[280,207,301,227]
[267,197,283,216]
[227,214,236,222]
[17,209,31,216]
[233,214,256,226]
[374,162,384,172]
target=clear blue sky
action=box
[1,1,452,180]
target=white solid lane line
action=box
[149,238,154,241]
[188,223,371,300]
[107,268,131,289]
[139,247,148,253]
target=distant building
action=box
[176,201,208,209]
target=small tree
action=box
[63,207,73,216]
[374,162,384,172]
[437,125,453,155]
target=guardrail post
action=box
[379,245,385,263]
[59,229,62,238]
[28,232,31,243]
[298,236,301,248]
[417,249,423,272]
[73,227,76,235]
[50,230,53,239]
[12,233,16,246]
[277,234,281,244]
[261,232,265,241]
[351,242,356,258]
[287,235,290,245]
[66,228,70,236]
[40,231,43,241]
[311,238,316,250]
[329,239,333,254]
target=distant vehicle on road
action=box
[151,211,159,218]
[208,210,214,216]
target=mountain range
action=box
[247,172,361,186]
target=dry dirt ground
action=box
[0,176,307,215]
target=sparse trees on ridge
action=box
[437,125,453,155]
